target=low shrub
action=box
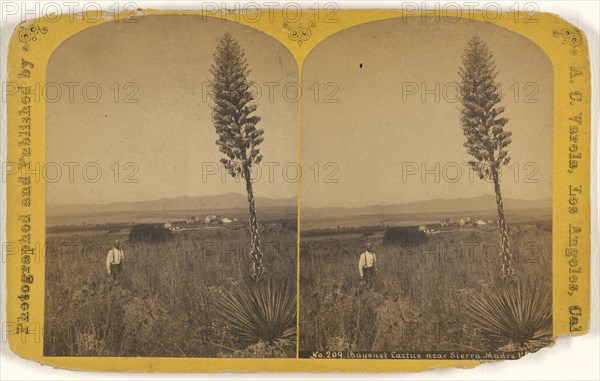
[382,226,428,246]
[464,281,553,351]
[128,224,173,243]
[216,280,296,345]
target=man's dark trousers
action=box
[110,263,122,280]
[363,266,375,286]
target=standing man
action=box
[358,243,377,286]
[106,240,124,280]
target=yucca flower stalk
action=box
[209,33,266,281]
[458,35,514,284]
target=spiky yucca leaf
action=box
[217,280,296,345]
[465,281,553,351]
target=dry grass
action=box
[43,223,296,357]
[299,223,552,353]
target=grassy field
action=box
[44,222,297,357]
[299,221,552,353]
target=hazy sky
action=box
[300,17,553,208]
[47,15,553,209]
[47,15,298,205]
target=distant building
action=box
[222,217,232,224]
[475,219,487,226]
[164,222,172,229]
[418,224,427,232]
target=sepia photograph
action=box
[3,3,593,375]
[299,17,554,358]
[43,15,298,358]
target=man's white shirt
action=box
[106,248,124,273]
[358,250,377,277]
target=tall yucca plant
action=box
[217,281,296,345]
[209,33,266,281]
[459,35,514,284]
[465,282,553,351]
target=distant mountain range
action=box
[48,192,550,218]
[47,192,298,216]
[301,194,551,217]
